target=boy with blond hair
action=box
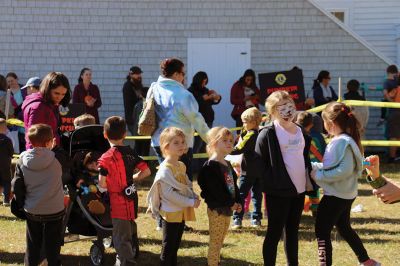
[231,107,263,229]
[73,113,96,129]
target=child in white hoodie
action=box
[147,127,201,266]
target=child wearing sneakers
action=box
[198,127,241,266]
[255,91,316,265]
[311,102,380,266]
[99,116,151,266]
[0,118,13,206]
[12,124,65,265]
[230,107,263,228]
[296,111,325,216]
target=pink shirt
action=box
[274,120,306,194]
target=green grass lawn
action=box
[1,164,399,266]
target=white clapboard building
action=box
[0,0,396,141]
[315,0,400,64]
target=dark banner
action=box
[59,103,86,133]
[258,69,305,105]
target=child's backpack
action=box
[138,85,157,136]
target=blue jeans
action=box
[233,174,263,221]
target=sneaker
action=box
[64,234,79,242]
[2,202,10,207]
[231,218,242,229]
[251,219,261,228]
[183,225,194,232]
[360,259,381,266]
[39,259,48,266]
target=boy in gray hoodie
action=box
[12,124,64,266]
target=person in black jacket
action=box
[0,118,13,206]
[255,91,316,266]
[230,107,263,229]
[312,70,338,107]
[122,66,145,136]
[188,71,221,128]
[198,127,241,266]
[188,71,221,172]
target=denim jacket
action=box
[148,76,209,148]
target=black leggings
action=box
[315,196,369,266]
[160,219,185,266]
[263,193,305,266]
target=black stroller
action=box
[62,125,139,265]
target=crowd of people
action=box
[0,58,399,266]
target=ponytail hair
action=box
[313,70,330,88]
[160,58,184,78]
[322,102,363,153]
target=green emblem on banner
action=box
[275,73,286,85]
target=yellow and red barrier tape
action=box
[9,100,400,160]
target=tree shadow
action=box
[0,215,21,222]
[138,250,257,266]
[350,216,400,225]
[140,236,234,248]
[0,251,116,266]
[357,188,374,196]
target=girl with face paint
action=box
[255,90,316,266]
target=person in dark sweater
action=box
[0,118,13,206]
[230,107,263,229]
[72,68,102,124]
[122,66,145,136]
[255,91,316,266]
[198,127,241,266]
[188,71,222,128]
[188,71,221,172]
[344,79,369,137]
[312,70,338,107]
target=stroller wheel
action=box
[90,243,104,266]
[103,236,112,248]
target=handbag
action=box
[138,86,157,136]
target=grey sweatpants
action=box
[112,218,137,266]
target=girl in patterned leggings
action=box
[198,127,242,266]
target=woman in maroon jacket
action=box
[230,69,260,128]
[72,68,102,124]
[22,72,71,149]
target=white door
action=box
[187,38,251,128]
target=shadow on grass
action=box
[140,236,234,248]
[358,188,374,196]
[0,215,22,222]
[0,251,116,266]
[138,250,255,266]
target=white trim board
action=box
[308,0,394,66]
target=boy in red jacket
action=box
[99,116,150,266]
